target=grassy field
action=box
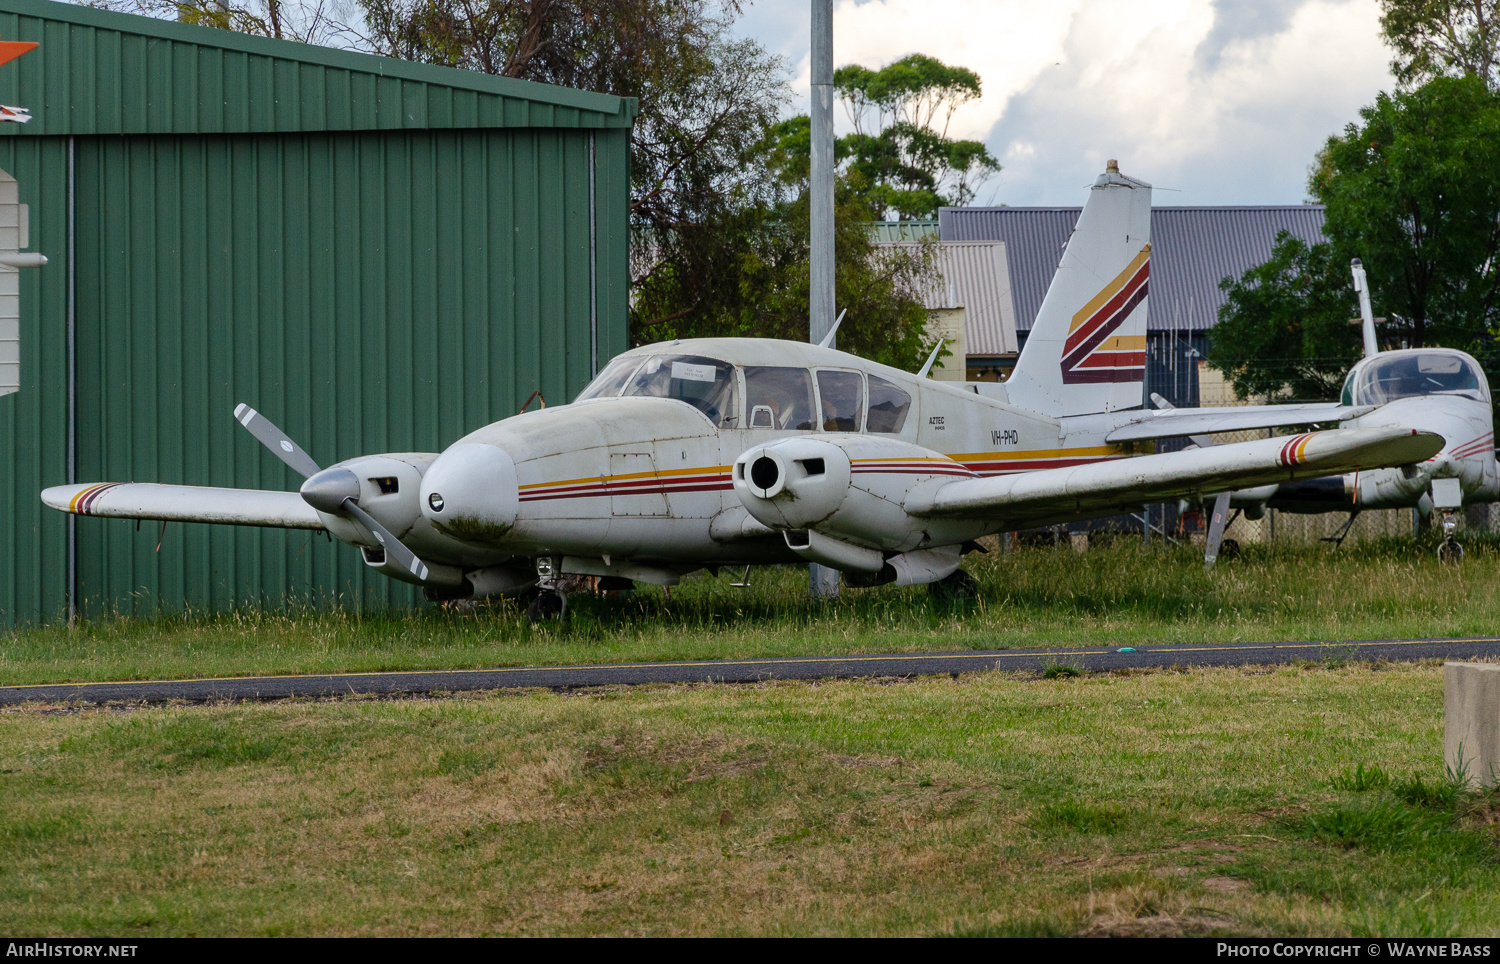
[2,661,1497,936]
[3,536,1500,686]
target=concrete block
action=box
[1444,662,1500,787]
[1069,532,1089,553]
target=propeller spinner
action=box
[233,403,430,582]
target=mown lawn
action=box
[3,537,1499,686]
[2,662,1496,936]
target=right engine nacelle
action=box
[732,435,974,553]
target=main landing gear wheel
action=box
[526,589,567,622]
[928,568,980,603]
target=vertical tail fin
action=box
[1004,161,1152,417]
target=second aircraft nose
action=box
[419,443,520,546]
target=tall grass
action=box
[4,535,1499,685]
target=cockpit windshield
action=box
[578,353,741,426]
[1348,351,1490,405]
[575,355,643,402]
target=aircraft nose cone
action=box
[300,467,360,514]
[420,442,519,546]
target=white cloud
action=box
[736,0,1396,205]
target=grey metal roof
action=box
[877,240,1018,355]
[937,205,1328,332]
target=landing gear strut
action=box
[526,555,568,621]
[1437,511,1464,564]
[928,568,980,602]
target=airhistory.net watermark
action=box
[5,945,138,958]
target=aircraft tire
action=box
[1438,540,1464,564]
[928,568,980,603]
[1218,538,1241,561]
[526,589,568,622]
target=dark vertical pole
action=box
[66,136,76,623]
[809,0,839,599]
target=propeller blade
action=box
[234,403,323,480]
[342,498,430,582]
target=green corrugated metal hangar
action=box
[0,0,636,626]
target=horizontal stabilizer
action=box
[912,427,1441,529]
[41,482,325,530]
[1104,404,1376,442]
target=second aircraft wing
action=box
[1103,403,1377,442]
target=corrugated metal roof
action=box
[869,220,939,243]
[0,0,636,137]
[878,240,1018,355]
[938,205,1328,332]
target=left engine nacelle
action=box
[732,435,973,553]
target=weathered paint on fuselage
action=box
[399,338,1137,572]
[1344,395,1496,509]
[1263,349,1498,515]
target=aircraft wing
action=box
[911,427,1439,529]
[1104,403,1376,442]
[41,482,325,529]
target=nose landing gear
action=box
[527,556,568,622]
[1437,511,1464,564]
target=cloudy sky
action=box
[733,0,1397,207]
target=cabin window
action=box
[619,354,741,426]
[866,375,912,433]
[575,355,643,402]
[816,369,864,432]
[1340,370,1356,407]
[1353,351,1490,405]
[744,367,816,430]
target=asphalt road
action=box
[2,636,1498,707]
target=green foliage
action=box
[631,175,936,370]
[1207,232,1363,401]
[1313,75,1500,351]
[831,54,1000,219]
[1209,75,1500,399]
[1380,0,1500,87]
[1041,662,1082,680]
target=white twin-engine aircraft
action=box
[1209,259,1498,562]
[43,163,1442,618]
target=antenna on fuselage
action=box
[1351,258,1379,359]
[916,338,947,378]
[817,308,848,349]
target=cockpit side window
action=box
[1354,351,1489,405]
[744,367,816,430]
[816,369,864,432]
[619,354,741,426]
[575,355,643,402]
[866,375,912,433]
[1341,369,1356,407]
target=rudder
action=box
[1004,161,1152,417]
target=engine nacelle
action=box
[732,435,972,553]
